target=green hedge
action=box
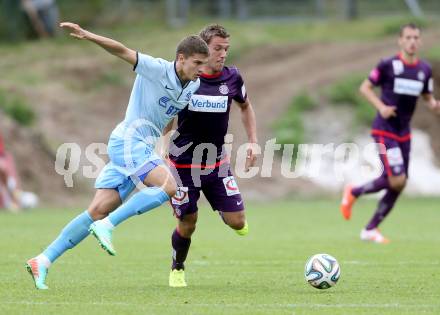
[0,88,35,126]
[273,92,317,155]
[327,75,376,125]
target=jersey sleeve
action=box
[133,52,166,79]
[232,69,247,104]
[368,59,387,86]
[422,66,434,94]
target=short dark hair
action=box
[199,24,230,45]
[400,23,420,36]
[176,35,209,58]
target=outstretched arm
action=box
[60,22,137,66]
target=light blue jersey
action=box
[112,52,200,141]
[95,52,199,200]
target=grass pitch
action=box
[1,197,439,314]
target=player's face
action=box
[399,27,421,56]
[179,53,208,81]
[207,36,230,73]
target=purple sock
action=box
[171,229,191,270]
[366,189,400,230]
[352,175,389,197]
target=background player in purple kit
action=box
[340,23,440,243]
[166,24,257,287]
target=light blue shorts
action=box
[95,135,163,201]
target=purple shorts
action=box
[374,135,411,177]
[170,164,244,219]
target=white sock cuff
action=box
[36,254,52,268]
[101,217,115,229]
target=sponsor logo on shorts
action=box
[393,78,423,96]
[174,207,181,217]
[189,95,228,113]
[223,176,240,196]
[386,147,404,167]
[172,187,189,205]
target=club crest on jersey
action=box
[392,60,404,76]
[159,96,171,108]
[223,176,240,196]
[417,71,425,81]
[219,83,229,95]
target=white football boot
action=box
[360,228,390,244]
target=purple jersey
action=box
[169,66,247,166]
[368,53,433,138]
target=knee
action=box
[166,186,177,199]
[228,219,246,230]
[178,221,197,238]
[178,214,198,238]
[224,213,246,230]
[162,177,177,198]
[389,176,406,192]
[163,181,177,198]
[88,201,110,221]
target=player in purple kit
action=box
[340,23,440,243]
[166,24,257,287]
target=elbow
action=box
[359,83,365,95]
[240,106,249,116]
[359,81,369,97]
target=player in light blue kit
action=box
[25,22,209,289]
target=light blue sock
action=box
[108,187,169,226]
[43,210,93,263]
